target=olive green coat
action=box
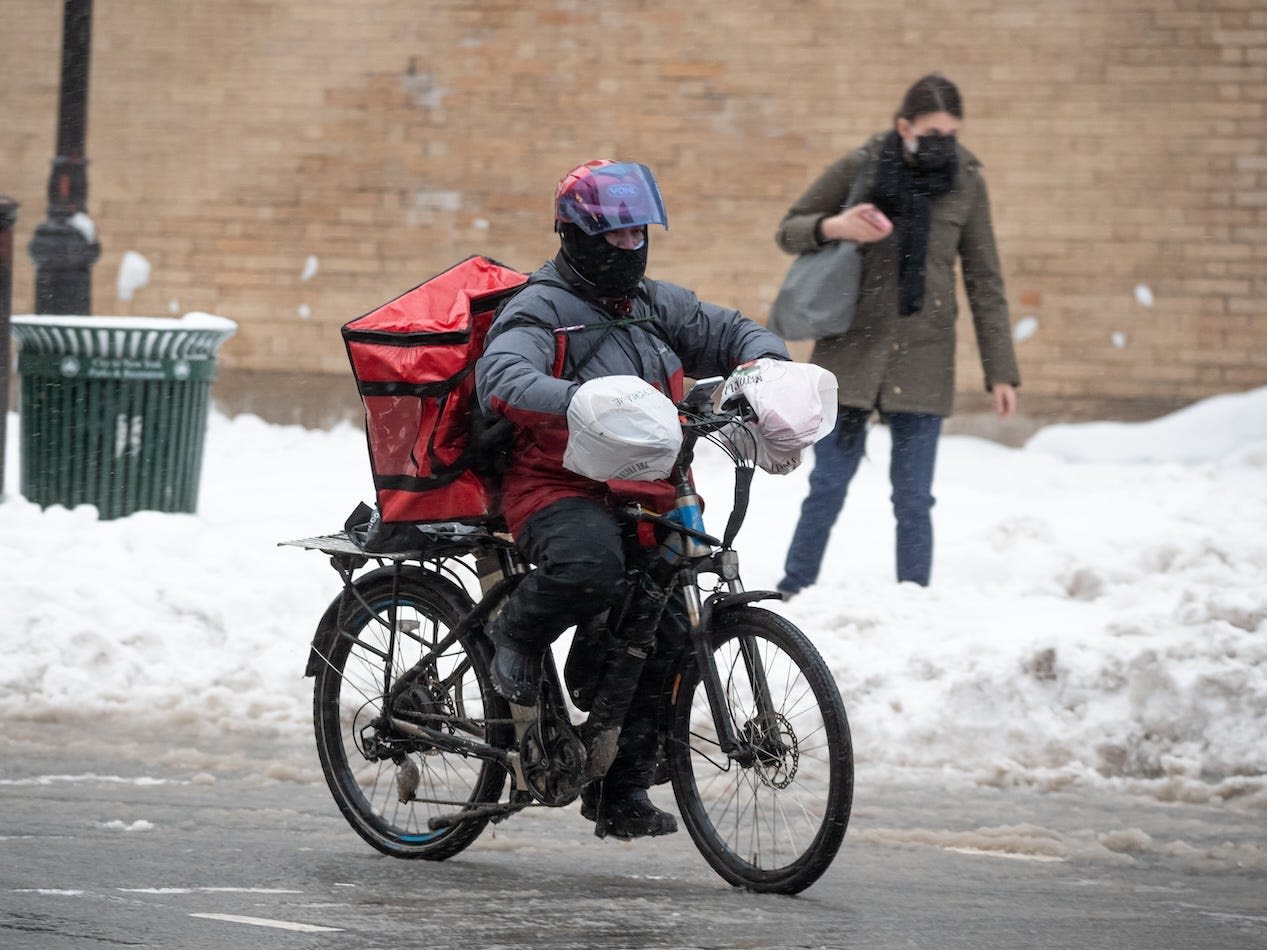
[776,132,1021,417]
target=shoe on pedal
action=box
[580,784,677,840]
[487,623,541,706]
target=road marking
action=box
[190,913,342,932]
[120,887,303,895]
[944,846,1064,862]
[0,774,179,786]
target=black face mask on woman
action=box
[913,132,957,173]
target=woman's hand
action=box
[819,203,893,244]
[992,383,1017,419]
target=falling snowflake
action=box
[1014,316,1038,343]
[116,251,151,302]
[69,211,97,243]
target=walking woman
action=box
[775,74,1020,592]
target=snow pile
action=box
[2,387,1265,806]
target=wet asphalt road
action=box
[2,715,1265,950]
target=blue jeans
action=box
[779,409,942,589]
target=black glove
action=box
[468,405,516,478]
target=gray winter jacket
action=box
[476,256,787,533]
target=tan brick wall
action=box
[3,0,1264,421]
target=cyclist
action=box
[475,159,789,840]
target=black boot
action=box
[580,783,677,840]
[486,616,542,706]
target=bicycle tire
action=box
[312,567,510,860]
[668,606,853,894]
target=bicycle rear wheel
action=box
[312,567,510,860]
[668,606,853,894]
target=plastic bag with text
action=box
[563,375,684,482]
[716,358,838,474]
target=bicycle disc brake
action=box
[742,712,798,789]
[519,715,587,807]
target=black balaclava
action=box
[558,224,649,298]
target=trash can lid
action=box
[11,312,237,361]
[11,312,237,333]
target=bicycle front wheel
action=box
[312,568,509,860]
[669,606,853,894]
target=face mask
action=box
[913,133,957,172]
[561,227,649,296]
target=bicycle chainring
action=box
[519,716,587,807]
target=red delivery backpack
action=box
[342,255,529,525]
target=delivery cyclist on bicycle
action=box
[475,159,790,840]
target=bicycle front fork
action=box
[680,558,778,765]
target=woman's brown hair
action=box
[896,74,964,122]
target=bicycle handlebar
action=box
[617,378,762,557]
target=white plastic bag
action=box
[716,358,838,474]
[563,375,683,482]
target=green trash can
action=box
[10,313,237,519]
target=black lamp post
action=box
[28,0,100,315]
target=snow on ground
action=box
[2,388,1265,808]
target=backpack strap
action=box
[538,278,668,381]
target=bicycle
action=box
[283,377,853,894]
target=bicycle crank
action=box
[519,716,587,806]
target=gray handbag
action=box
[768,173,868,342]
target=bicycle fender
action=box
[307,597,343,677]
[304,564,473,677]
[699,590,781,634]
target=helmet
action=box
[554,160,668,236]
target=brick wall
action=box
[3,0,1264,422]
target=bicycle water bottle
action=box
[656,487,711,566]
